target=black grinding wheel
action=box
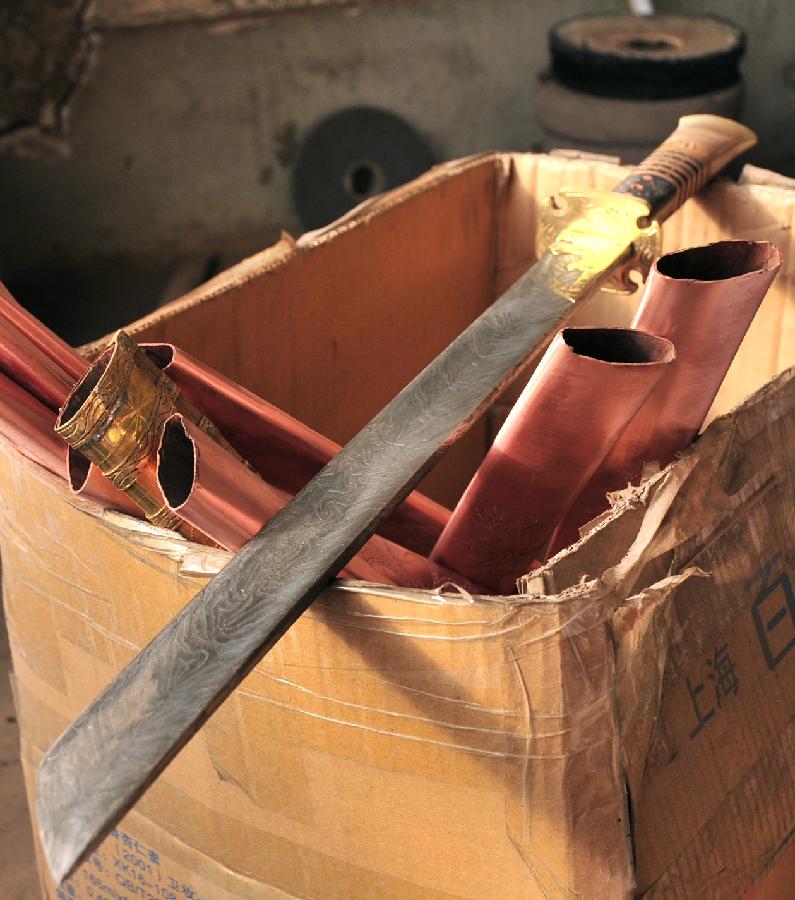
[550,14,745,101]
[292,107,434,231]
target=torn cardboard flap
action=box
[3,152,794,898]
[541,366,795,896]
[611,567,708,806]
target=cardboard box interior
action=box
[3,152,794,899]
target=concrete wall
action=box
[1,0,793,341]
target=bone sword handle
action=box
[614,114,757,220]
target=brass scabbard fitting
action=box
[56,330,238,541]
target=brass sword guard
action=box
[537,188,662,296]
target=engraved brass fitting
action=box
[56,330,240,543]
[537,188,662,300]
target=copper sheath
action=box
[0,371,68,478]
[0,281,88,382]
[0,351,138,516]
[0,314,75,411]
[157,415,286,552]
[142,342,450,555]
[158,415,482,591]
[430,327,675,593]
[55,330,231,542]
[550,240,781,555]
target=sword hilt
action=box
[614,114,757,222]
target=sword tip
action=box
[36,749,86,885]
[35,724,118,887]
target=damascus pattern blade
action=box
[37,256,577,884]
[36,113,758,883]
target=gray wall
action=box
[1,0,793,341]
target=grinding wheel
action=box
[550,14,745,100]
[292,107,434,230]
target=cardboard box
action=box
[2,152,794,898]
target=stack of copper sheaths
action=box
[431,239,780,591]
[0,238,780,595]
[0,281,478,591]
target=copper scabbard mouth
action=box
[157,413,284,552]
[653,239,779,282]
[56,331,218,543]
[559,325,676,366]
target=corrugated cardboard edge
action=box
[78,153,504,359]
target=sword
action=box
[35,115,755,884]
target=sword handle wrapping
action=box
[614,114,757,222]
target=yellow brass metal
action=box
[537,188,662,298]
[56,331,239,542]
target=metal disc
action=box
[292,107,434,230]
[549,14,745,100]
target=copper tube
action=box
[0,371,68,478]
[142,342,451,554]
[430,327,675,593]
[0,314,75,411]
[0,281,88,382]
[158,415,483,591]
[55,330,228,543]
[157,415,287,552]
[549,240,780,555]
[66,448,143,517]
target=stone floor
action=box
[0,610,40,898]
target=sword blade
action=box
[34,113,758,886]
[36,253,585,884]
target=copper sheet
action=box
[142,342,450,555]
[0,281,88,382]
[550,240,780,555]
[159,415,482,591]
[430,327,675,593]
[0,314,75,411]
[55,331,225,543]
